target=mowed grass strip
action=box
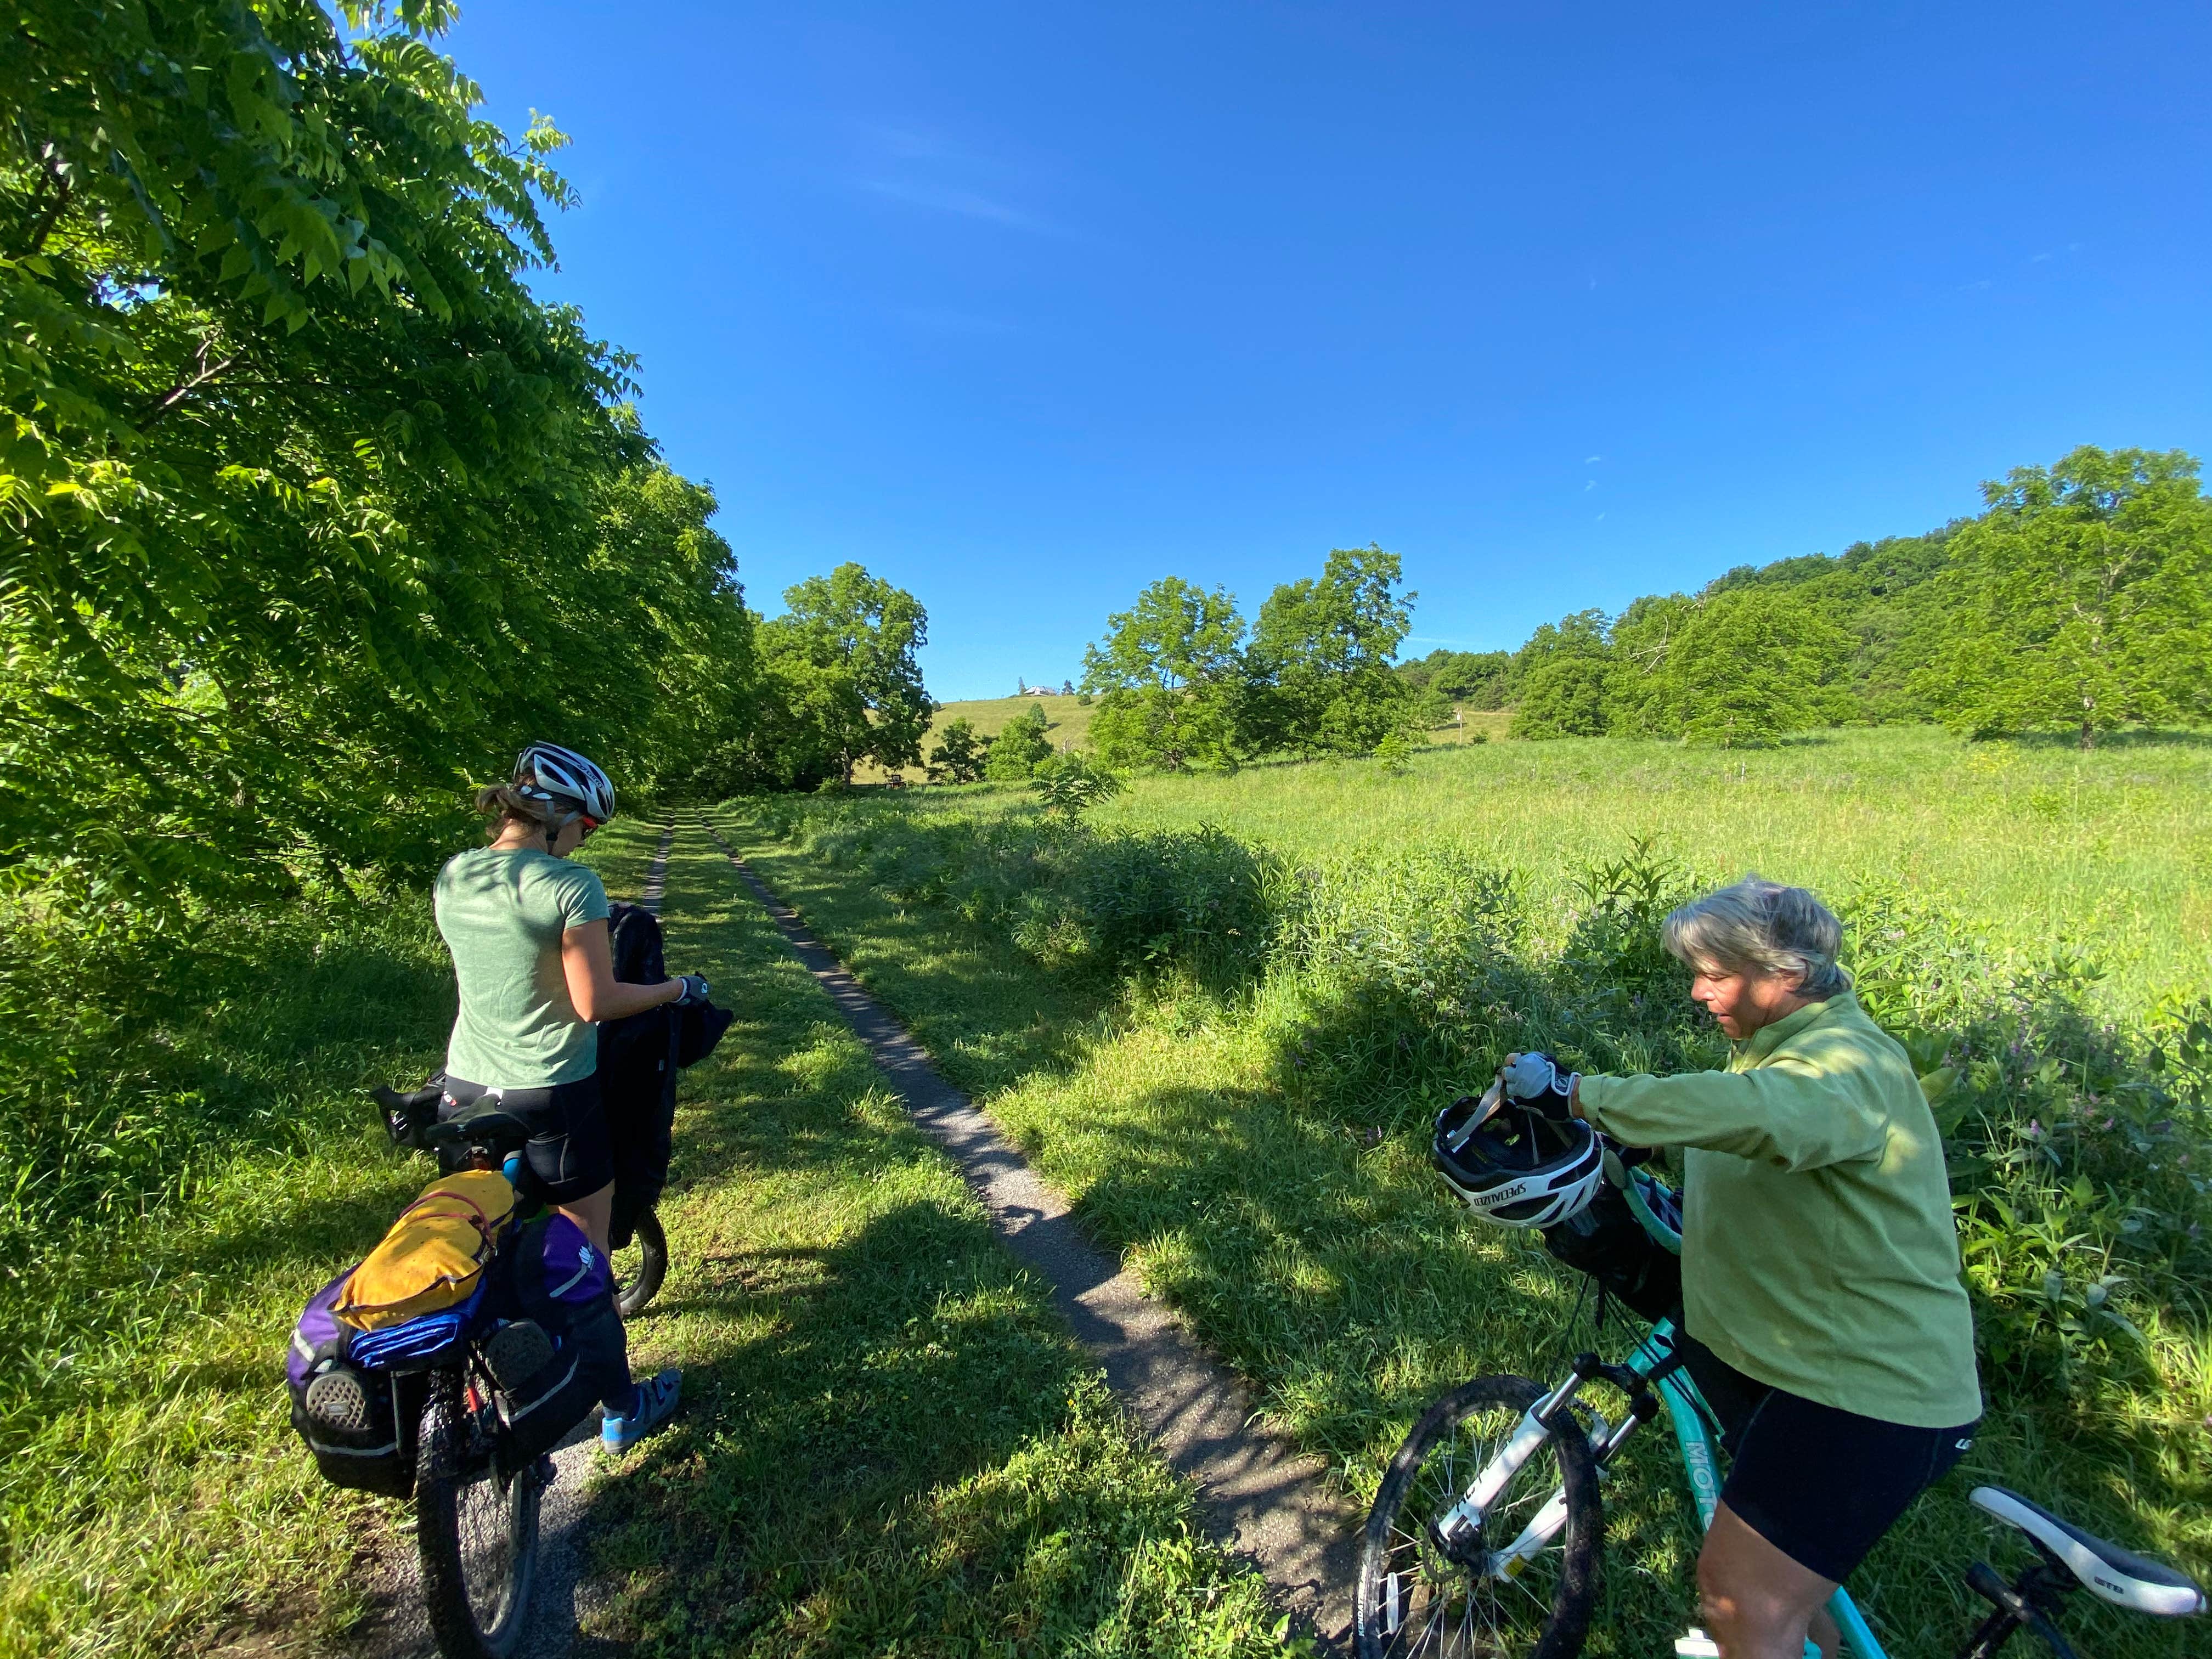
[710,787,2210,1659]
[574,827,1289,1657]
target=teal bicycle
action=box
[1354,1128,2205,1659]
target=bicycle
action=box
[1354,1153,2206,1659]
[363,1081,670,1658]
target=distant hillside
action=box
[855,695,1098,783]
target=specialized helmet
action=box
[512,742,616,826]
[1433,1091,1605,1229]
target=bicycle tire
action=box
[416,1376,541,1659]
[1356,1374,1602,1659]
[614,1207,667,1318]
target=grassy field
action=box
[873,723,2211,1018]
[710,723,2212,1659]
[0,822,1288,1658]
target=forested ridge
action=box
[1401,445,2212,748]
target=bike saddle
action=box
[1971,1487,2206,1616]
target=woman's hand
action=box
[561,919,691,1023]
[1500,1051,1581,1120]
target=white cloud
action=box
[862,179,1038,228]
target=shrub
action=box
[1031,752,1123,817]
[984,705,1054,781]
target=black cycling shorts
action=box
[441,1073,614,1206]
[1679,1330,1979,1583]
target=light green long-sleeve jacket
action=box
[1578,991,1982,1428]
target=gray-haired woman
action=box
[1501,877,1980,1659]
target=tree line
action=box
[1401,445,2212,749]
[1070,545,1419,772]
[2,2,930,917]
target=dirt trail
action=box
[698,815,1359,1650]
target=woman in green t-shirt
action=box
[1499,878,1980,1659]
[433,743,704,1449]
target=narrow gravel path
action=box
[697,815,1359,1649]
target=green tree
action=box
[1919,447,2212,747]
[1659,590,1853,747]
[764,563,932,781]
[1397,647,1513,709]
[1411,681,1455,730]
[1245,545,1415,757]
[927,717,988,784]
[1081,577,1244,772]
[1509,610,1614,738]
[983,703,1053,781]
[0,0,763,906]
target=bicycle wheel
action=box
[1356,1374,1602,1659]
[416,1377,541,1659]
[613,1207,667,1318]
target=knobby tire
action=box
[1356,1373,1602,1659]
[416,1377,541,1659]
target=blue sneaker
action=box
[600,1368,681,1454]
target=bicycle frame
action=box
[1436,1316,1889,1659]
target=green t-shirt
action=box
[1578,991,1982,1429]
[434,847,611,1088]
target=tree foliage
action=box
[739,563,931,789]
[1465,446,2210,747]
[1245,545,1414,757]
[1082,576,1245,772]
[983,703,1054,781]
[1,0,761,909]
[927,717,988,784]
[1508,610,1613,738]
[1920,447,2212,747]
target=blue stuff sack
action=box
[347,1276,490,1373]
[288,1267,413,1497]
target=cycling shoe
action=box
[600,1368,681,1454]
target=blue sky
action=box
[445,2,2211,701]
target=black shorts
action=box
[1679,1331,1979,1583]
[441,1073,614,1205]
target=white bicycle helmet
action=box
[1432,1088,1605,1228]
[513,742,616,826]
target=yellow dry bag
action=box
[334,1169,516,1330]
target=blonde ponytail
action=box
[476,783,554,837]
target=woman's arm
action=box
[1577,1062,1888,1171]
[561,919,685,1023]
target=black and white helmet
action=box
[1433,1091,1605,1228]
[513,742,616,826]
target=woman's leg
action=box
[1698,1503,1838,1659]
[1706,1383,1981,1659]
[557,1182,614,1258]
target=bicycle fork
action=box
[1434,1352,1668,1579]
